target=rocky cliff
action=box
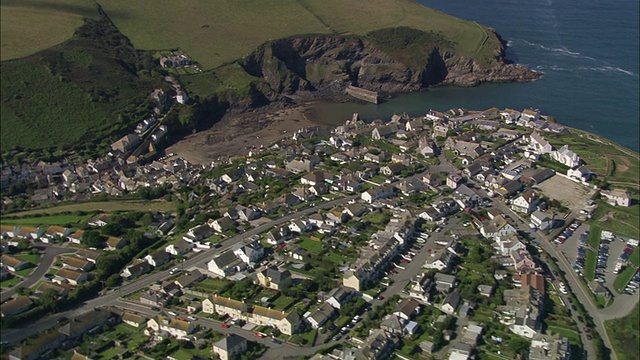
[233,28,540,105]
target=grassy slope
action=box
[0,0,99,61]
[605,303,640,360]
[97,0,498,70]
[1,14,163,154]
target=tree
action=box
[82,230,104,248]
[508,337,530,355]
[37,288,60,312]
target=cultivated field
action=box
[0,0,98,61]
[97,0,496,70]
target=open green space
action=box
[98,0,498,71]
[0,213,94,226]
[271,294,297,311]
[546,325,581,347]
[589,202,640,239]
[613,253,639,293]
[0,277,21,289]
[193,277,230,294]
[544,130,640,187]
[14,253,40,265]
[605,303,640,360]
[0,0,98,61]
[4,200,175,217]
[297,237,324,255]
[584,249,597,281]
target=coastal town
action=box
[1,105,638,360]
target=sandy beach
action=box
[165,103,332,165]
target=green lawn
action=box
[605,303,639,360]
[271,295,297,311]
[584,249,597,281]
[194,277,230,293]
[297,237,324,255]
[0,214,93,226]
[613,264,638,293]
[169,347,212,360]
[546,325,581,346]
[589,202,640,239]
[14,253,40,265]
[0,277,21,289]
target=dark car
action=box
[271,337,282,344]
[151,306,160,311]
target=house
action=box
[54,268,88,286]
[567,166,592,182]
[165,240,194,256]
[207,251,246,277]
[381,163,405,176]
[75,248,101,263]
[423,251,456,271]
[477,284,495,297]
[105,236,127,251]
[601,189,632,207]
[209,217,236,233]
[441,290,462,314]
[183,224,215,242]
[363,151,390,164]
[287,248,309,261]
[530,210,555,231]
[434,273,457,293]
[324,287,354,310]
[528,132,553,154]
[511,249,537,273]
[511,190,539,214]
[147,315,194,339]
[203,295,301,335]
[530,333,571,360]
[393,298,420,320]
[232,240,264,266]
[301,170,330,186]
[66,230,84,244]
[521,109,540,121]
[221,168,244,184]
[408,274,434,304]
[58,308,115,338]
[396,177,428,196]
[380,314,404,335]
[34,282,70,298]
[61,256,94,272]
[144,250,172,267]
[0,254,30,272]
[480,215,518,238]
[305,303,334,329]
[286,159,314,174]
[446,173,463,189]
[1,296,34,318]
[256,266,292,290]
[213,334,248,360]
[267,226,293,245]
[344,203,368,218]
[552,145,581,168]
[495,180,522,197]
[121,260,152,280]
[122,312,147,328]
[361,186,395,203]
[140,290,171,307]
[174,270,206,289]
[461,323,483,346]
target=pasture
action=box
[98,0,496,70]
[0,0,98,61]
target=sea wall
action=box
[345,85,379,104]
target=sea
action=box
[307,0,640,151]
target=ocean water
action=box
[308,0,639,151]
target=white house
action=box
[551,145,581,168]
[147,315,194,339]
[232,240,264,266]
[511,190,539,214]
[530,210,554,231]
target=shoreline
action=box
[166,99,639,166]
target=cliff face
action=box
[236,31,540,104]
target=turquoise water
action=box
[309,0,639,151]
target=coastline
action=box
[166,99,639,166]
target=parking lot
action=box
[558,224,637,295]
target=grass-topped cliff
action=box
[0,0,538,160]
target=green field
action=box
[0,0,98,61]
[98,0,498,71]
[546,325,582,346]
[605,303,640,360]
[589,202,640,238]
[297,237,323,255]
[0,214,93,226]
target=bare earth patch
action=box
[166,103,329,165]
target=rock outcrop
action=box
[233,30,540,105]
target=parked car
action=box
[187,315,197,321]
[254,332,266,338]
[167,311,177,317]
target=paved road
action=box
[0,244,75,302]
[0,194,359,345]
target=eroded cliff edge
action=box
[222,27,540,106]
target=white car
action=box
[167,311,178,316]
[187,315,197,321]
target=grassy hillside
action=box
[0,15,163,158]
[0,0,99,61]
[97,0,499,70]
[605,303,640,360]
